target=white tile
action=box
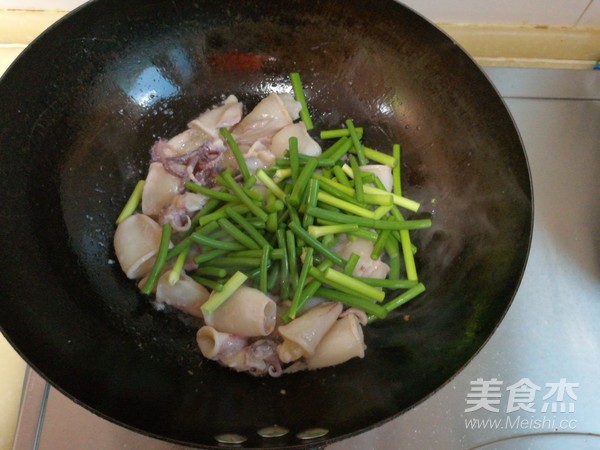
[0,0,86,10]
[578,0,600,26]
[398,0,591,26]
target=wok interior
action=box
[0,0,531,447]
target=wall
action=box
[402,0,600,26]
[0,0,599,26]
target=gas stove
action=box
[13,67,600,450]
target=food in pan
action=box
[113,73,431,377]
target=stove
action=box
[12,67,600,450]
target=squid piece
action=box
[196,326,248,360]
[155,272,210,318]
[278,92,302,121]
[231,93,300,150]
[203,286,277,337]
[276,302,343,363]
[166,128,210,158]
[361,164,393,192]
[197,328,282,377]
[150,128,210,162]
[113,213,164,279]
[269,122,321,158]
[305,313,366,369]
[141,162,182,217]
[171,191,209,213]
[243,339,282,377]
[160,204,191,232]
[244,140,277,173]
[158,191,210,232]
[222,339,282,377]
[335,237,390,279]
[161,140,226,186]
[340,307,369,326]
[188,94,243,139]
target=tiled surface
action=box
[579,0,600,25]
[402,0,596,26]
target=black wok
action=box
[0,0,532,448]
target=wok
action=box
[0,0,532,448]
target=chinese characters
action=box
[465,378,578,413]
